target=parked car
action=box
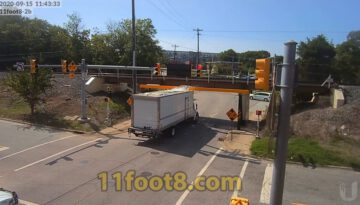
[250,92,271,102]
[0,188,18,205]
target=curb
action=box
[224,131,358,171]
[253,156,358,171]
[0,116,95,135]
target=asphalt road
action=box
[0,92,359,205]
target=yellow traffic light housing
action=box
[61,60,68,73]
[30,59,38,74]
[155,63,161,76]
[255,58,270,91]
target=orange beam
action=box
[189,86,250,94]
[139,84,250,94]
[139,84,178,90]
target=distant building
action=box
[163,50,220,64]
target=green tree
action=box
[219,49,238,62]
[297,35,336,82]
[4,69,53,114]
[64,13,92,63]
[105,18,163,66]
[91,33,117,65]
[238,50,270,73]
[0,16,72,68]
[335,31,360,84]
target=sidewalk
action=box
[219,130,256,155]
[99,119,131,135]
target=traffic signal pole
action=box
[131,0,137,93]
[269,41,297,205]
[80,59,88,121]
[14,62,153,123]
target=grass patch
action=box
[0,98,30,118]
[25,112,93,132]
[251,137,360,169]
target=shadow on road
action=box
[136,119,219,157]
[136,117,261,164]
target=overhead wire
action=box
[146,0,189,31]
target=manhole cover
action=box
[150,151,160,155]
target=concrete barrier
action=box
[85,77,130,93]
[330,88,345,109]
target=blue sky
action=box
[31,0,360,55]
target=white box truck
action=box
[128,89,199,138]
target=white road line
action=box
[14,138,101,172]
[19,199,40,205]
[175,148,223,205]
[232,160,249,198]
[260,163,273,204]
[0,135,77,161]
[0,146,9,152]
[0,119,23,126]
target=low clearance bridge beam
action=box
[139,84,250,94]
[139,84,249,128]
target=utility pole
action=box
[131,0,137,93]
[193,28,203,67]
[268,54,277,154]
[172,44,178,62]
[269,41,297,205]
[80,59,88,121]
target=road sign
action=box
[226,108,238,121]
[69,72,75,79]
[256,110,262,115]
[16,62,24,71]
[127,97,133,106]
[68,61,77,72]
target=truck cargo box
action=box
[129,89,198,138]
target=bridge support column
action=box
[237,94,249,129]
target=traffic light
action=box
[61,60,68,73]
[30,59,38,74]
[197,64,203,77]
[255,58,270,91]
[155,63,161,76]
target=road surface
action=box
[0,92,359,205]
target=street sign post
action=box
[256,110,262,138]
[227,108,238,140]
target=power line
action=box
[163,0,189,28]
[147,0,189,30]
[158,39,197,52]
[204,30,350,34]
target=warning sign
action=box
[68,61,77,72]
[226,108,238,121]
[69,72,75,79]
[127,97,133,106]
